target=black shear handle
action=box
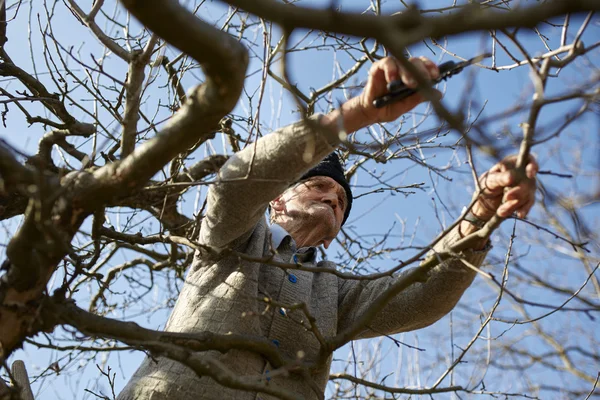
[373,61,458,109]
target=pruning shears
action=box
[373,53,492,108]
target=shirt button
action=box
[265,370,271,382]
[271,339,280,347]
[288,274,298,284]
[279,308,286,316]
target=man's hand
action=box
[458,155,538,246]
[359,56,441,124]
[471,155,538,222]
[322,56,440,134]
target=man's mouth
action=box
[313,202,335,214]
[311,203,337,222]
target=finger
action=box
[499,154,538,174]
[488,159,511,175]
[499,154,518,169]
[499,190,537,218]
[368,58,386,76]
[526,153,538,168]
[526,160,538,179]
[389,86,443,117]
[381,57,400,83]
[515,197,535,219]
[503,194,531,217]
[420,57,440,80]
[503,184,533,202]
[486,164,502,176]
[400,57,430,89]
[481,170,516,194]
[497,199,520,218]
[366,60,390,98]
[388,87,443,112]
[368,59,387,81]
[385,92,425,116]
[471,199,501,221]
[381,88,443,120]
[517,196,536,218]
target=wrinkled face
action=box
[274,176,347,247]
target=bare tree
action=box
[0,0,599,399]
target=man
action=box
[118,56,537,399]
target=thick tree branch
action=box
[37,129,92,165]
[0,141,37,191]
[91,0,247,200]
[223,0,600,45]
[47,298,287,372]
[0,153,227,234]
[111,154,228,234]
[0,0,248,360]
[17,297,303,399]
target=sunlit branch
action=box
[330,373,464,394]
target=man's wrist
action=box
[461,207,488,229]
[459,206,492,249]
[321,96,375,135]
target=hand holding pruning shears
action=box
[372,53,492,108]
[348,54,491,127]
[323,54,491,137]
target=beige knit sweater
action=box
[117,117,489,400]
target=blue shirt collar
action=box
[269,223,292,250]
[269,223,318,263]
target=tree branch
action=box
[121,36,158,157]
[47,298,288,373]
[223,0,600,46]
[0,62,94,134]
[64,0,131,62]
[0,0,248,360]
[330,373,464,394]
[92,0,247,200]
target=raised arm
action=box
[200,57,440,249]
[338,155,539,338]
[199,115,339,249]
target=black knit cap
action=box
[299,152,353,225]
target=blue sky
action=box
[1,1,598,399]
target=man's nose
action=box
[322,192,338,209]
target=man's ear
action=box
[270,195,285,213]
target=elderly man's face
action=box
[272,176,347,248]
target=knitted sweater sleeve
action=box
[199,115,339,249]
[337,226,490,339]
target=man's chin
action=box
[310,206,336,222]
[309,208,339,234]
[290,205,339,234]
